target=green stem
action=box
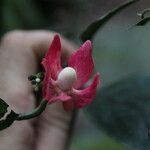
[15,100,48,121]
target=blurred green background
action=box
[1,0,150,150]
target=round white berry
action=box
[35,78,41,83]
[57,67,77,91]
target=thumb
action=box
[0,30,76,150]
[35,102,76,150]
[20,30,77,150]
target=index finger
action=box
[2,30,77,65]
[0,30,77,150]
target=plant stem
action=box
[15,100,48,120]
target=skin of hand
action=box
[0,30,77,150]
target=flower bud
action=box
[35,78,41,83]
[57,67,77,91]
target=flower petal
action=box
[42,35,62,101]
[42,34,62,80]
[42,77,55,102]
[63,100,74,111]
[49,93,72,104]
[71,73,100,108]
[68,40,94,89]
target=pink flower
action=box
[42,34,100,111]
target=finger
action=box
[0,30,76,109]
[24,31,77,150]
[0,30,77,150]
[8,30,77,61]
[36,31,76,61]
[23,31,77,150]
[0,31,38,150]
[35,102,74,150]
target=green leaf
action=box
[0,98,9,118]
[85,76,150,150]
[0,99,18,131]
[80,0,139,42]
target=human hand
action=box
[0,30,76,150]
